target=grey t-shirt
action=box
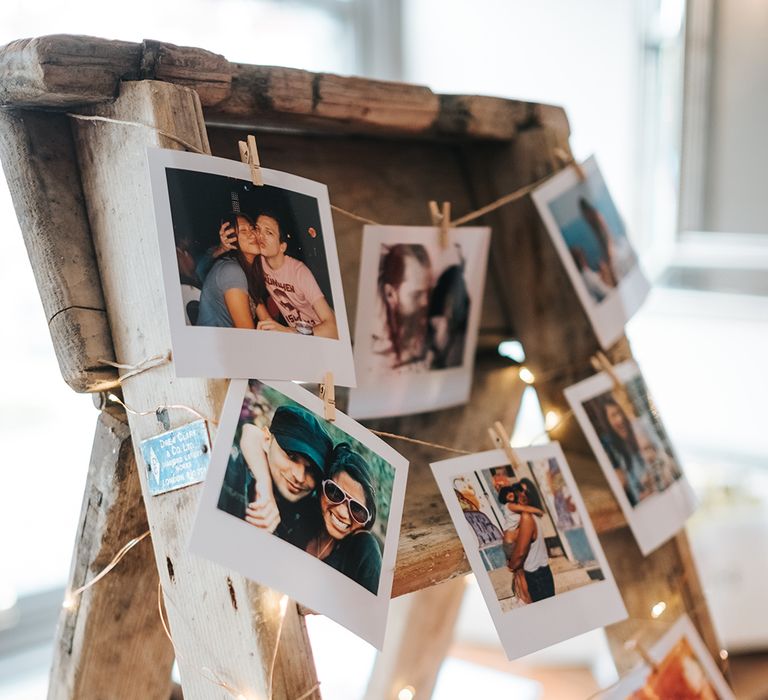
[196,258,248,327]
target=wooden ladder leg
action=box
[70,79,319,700]
[49,406,174,699]
[366,578,466,700]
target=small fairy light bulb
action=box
[278,594,289,617]
[62,593,77,611]
[107,392,120,404]
[397,686,415,700]
[650,601,667,619]
[518,367,535,385]
[719,649,729,661]
[544,410,560,431]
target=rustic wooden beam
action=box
[139,39,232,107]
[0,35,140,107]
[366,578,467,700]
[0,108,117,392]
[71,79,318,700]
[49,407,174,699]
[0,35,561,140]
[459,126,720,673]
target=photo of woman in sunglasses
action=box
[217,380,391,594]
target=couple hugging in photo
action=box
[195,211,338,338]
[217,403,382,594]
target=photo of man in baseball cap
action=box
[218,403,332,548]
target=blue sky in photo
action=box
[548,173,627,270]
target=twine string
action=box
[97,351,172,383]
[107,392,212,425]
[67,113,207,155]
[66,112,570,232]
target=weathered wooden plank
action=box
[366,578,466,700]
[72,79,318,700]
[0,35,140,107]
[0,108,117,392]
[437,95,538,140]
[0,35,563,140]
[460,126,720,673]
[49,407,174,700]
[139,39,232,107]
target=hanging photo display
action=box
[531,156,650,349]
[565,359,696,555]
[605,615,735,699]
[431,443,626,659]
[147,148,356,385]
[348,225,490,419]
[189,378,407,648]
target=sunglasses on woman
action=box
[321,479,371,525]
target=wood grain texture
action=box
[49,408,174,700]
[0,108,117,392]
[366,578,466,700]
[0,35,140,107]
[72,79,318,700]
[140,39,232,107]
[0,35,562,140]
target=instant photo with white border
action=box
[348,225,490,419]
[431,443,627,660]
[147,147,356,385]
[531,156,650,349]
[189,378,407,649]
[565,359,697,556]
[606,615,735,699]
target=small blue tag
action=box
[139,419,211,495]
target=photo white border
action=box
[531,155,650,349]
[348,225,490,419]
[189,378,408,648]
[147,147,356,386]
[606,615,735,699]
[564,359,697,555]
[431,443,627,660]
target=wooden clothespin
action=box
[553,147,587,182]
[590,351,636,419]
[238,134,263,186]
[487,420,525,473]
[319,372,336,422]
[428,200,451,249]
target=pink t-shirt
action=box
[261,255,324,328]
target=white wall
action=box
[706,0,768,234]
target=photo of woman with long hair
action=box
[196,212,273,328]
[566,360,696,555]
[305,443,382,594]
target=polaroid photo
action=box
[565,359,697,555]
[606,615,735,699]
[189,378,408,648]
[531,156,650,349]
[147,148,356,385]
[348,225,490,419]
[431,443,627,660]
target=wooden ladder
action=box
[0,35,720,700]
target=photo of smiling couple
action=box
[217,380,395,595]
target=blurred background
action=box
[1,1,766,697]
